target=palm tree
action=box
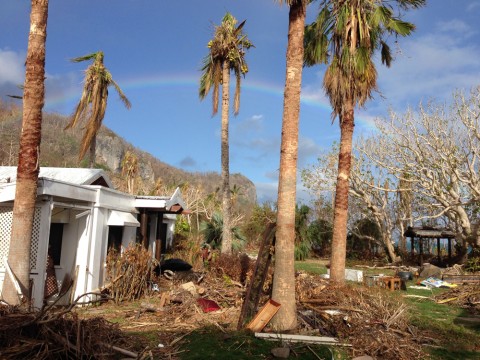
[200,212,246,251]
[199,13,253,255]
[66,51,131,168]
[271,0,308,331]
[304,0,424,283]
[2,0,49,305]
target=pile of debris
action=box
[0,303,140,359]
[293,274,426,360]
[435,284,480,314]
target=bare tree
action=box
[359,88,480,251]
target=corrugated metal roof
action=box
[0,166,112,188]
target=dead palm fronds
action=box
[66,51,131,165]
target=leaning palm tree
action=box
[270,0,309,331]
[304,0,424,284]
[3,0,49,305]
[66,51,131,168]
[199,13,253,255]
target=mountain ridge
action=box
[0,102,257,205]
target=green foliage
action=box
[174,215,190,237]
[241,202,276,245]
[304,0,424,117]
[294,204,312,260]
[464,255,480,273]
[200,212,246,251]
[199,12,253,116]
[308,219,333,255]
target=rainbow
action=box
[44,72,376,130]
[45,72,332,110]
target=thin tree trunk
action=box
[89,136,96,168]
[329,97,355,284]
[3,0,49,305]
[220,61,232,254]
[271,0,306,331]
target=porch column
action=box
[419,238,423,266]
[448,238,452,260]
[140,209,148,249]
[437,238,441,262]
[155,214,164,262]
[411,237,415,257]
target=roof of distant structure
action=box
[0,166,112,188]
[404,226,456,239]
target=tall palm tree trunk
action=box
[221,61,232,254]
[2,0,49,305]
[329,97,354,284]
[271,0,306,331]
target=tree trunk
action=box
[220,61,232,254]
[2,0,49,305]
[271,0,306,331]
[89,135,96,168]
[383,229,398,263]
[329,97,355,284]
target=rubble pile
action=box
[0,304,137,360]
[435,283,480,314]
[296,274,426,360]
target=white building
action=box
[0,167,186,308]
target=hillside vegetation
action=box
[0,101,256,205]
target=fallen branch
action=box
[99,342,138,358]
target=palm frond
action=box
[70,52,101,63]
[199,12,253,117]
[68,50,130,162]
[111,79,132,109]
[380,40,392,67]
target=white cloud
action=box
[436,19,474,36]
[375,30,480,112]
[255,182,278,203]
[0,49,24,85]
[467,1,480,12]
[235,114,264,134]
[298,136,323,168]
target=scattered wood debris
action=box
[435,284,480,313]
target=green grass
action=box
[179,328,348,360]
[404,286,480,360]
[294,260,327,275]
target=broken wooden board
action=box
[442,274,480,284]
[246,299,280,332]
[237,222,276,329]
[254,333,351,347]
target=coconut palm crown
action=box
[304,0,425,120]
[66,51,131,164]
[199,12,253,116]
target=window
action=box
[108,226,124,252]
[48,223,64,266]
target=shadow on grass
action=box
[179,327,348,360]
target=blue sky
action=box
[1,1,480,203]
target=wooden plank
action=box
[246,299,280,332]
[237,222,276,329]
[254,333,351,347]
[442,274,480,284]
